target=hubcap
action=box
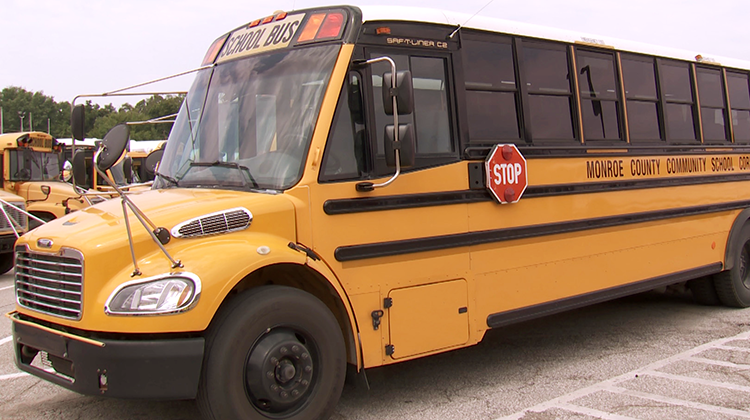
[245,328,315,415]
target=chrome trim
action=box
[171,207,252,238]
[14,245,84,321]
[104,271,202,316]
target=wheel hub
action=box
[245,329,315,414]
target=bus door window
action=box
[320,72,368,182]
[367,51,456,176]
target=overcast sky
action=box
[2,0,749,108]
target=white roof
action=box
[358,5,750,71]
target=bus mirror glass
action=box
[382,70,414,115]
[384,123,415,168]
[145,149,164,175]
[71,105,86,141]
[62,160,72,182]
[72,150,88,187]
[97,124,130,172]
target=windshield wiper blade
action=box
[155,170,180,186]
[189,161,259,189]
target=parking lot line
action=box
[0,335,12,345]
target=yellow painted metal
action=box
[388,279,469,360]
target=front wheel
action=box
[714,225,750,307]
[197,286,346,420]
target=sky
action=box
[2,0,750,109]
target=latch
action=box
[385,344,395,356]
[371,310,384,330]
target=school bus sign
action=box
[485,144,528,204]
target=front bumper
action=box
[11,313,204,399]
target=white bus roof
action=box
[358,5,750,71]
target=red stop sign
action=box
[485,144,528,204]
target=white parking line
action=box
[496,330,750,420]
[0,284,13,291]
[0,335,12,345]
[0,372,28,381]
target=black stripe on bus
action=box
[324,172,750,215]
[486,263,723,329]
[333,199,750,262]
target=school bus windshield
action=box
[7,149,62,181]
[156,44,340,191]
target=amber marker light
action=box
[249,19,261,28]
[261,15,274,24]
[317,12,344,39]
[376,27,391,35]
[298,13,326,42]
[275,12,287,21]
[201,35,228,65]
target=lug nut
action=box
[280,347,288,354]
[280,391,288,399]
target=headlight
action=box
[105,272,201,315]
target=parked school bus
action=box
[0,132,91,224]
[0,191,27,274]
[10,5,750,419]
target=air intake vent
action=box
[171,207,252,238]
[0,201,27,231]
[15,246,84,320]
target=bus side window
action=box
[320,72,367,181]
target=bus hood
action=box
[19,188,298,260]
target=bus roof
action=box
[358,5,750,71]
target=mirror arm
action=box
[354,56,403,193]
[94,148,183,270]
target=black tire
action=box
[714,225,750,307]
[0,253,13,275]
[197,286,346,420]
[687,276,721,305]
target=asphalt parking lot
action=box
[1,273,749,420]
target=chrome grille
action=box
[0,202,27,231]
[172,207,252,238]
[15,246,83,320]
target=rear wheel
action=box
[687,276,720,305]
[714,226,750,307]
[197,286,346,420]
[0,253,13,275]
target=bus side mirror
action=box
[382,70,414,115]
[385,123,415,168]
[97,124,130,172]
[123,156,133,184]
[72,150,88,188]
[71,105,86,141]
[145,149,164,175]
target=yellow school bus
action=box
[10,5,750,419]
[0,132,91,223]
[0,191,27,274]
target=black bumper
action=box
[12,318,205,399]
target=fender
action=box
[724,207,750,271]
[303,253,363,370]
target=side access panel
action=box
[388,279,469,359]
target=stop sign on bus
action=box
[485,144,528,204]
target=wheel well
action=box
[725,208,750,271]
[213,263,358,365]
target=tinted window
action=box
[581,100,620,139]
[466,91,520,140]
[621,57,657,100]
[627,102,661,140]
[665,103,696,140]
[523,44,570,93]
[463,40,515,90]
[577,51,617,100]
[728,72,750,109]
[734,110,750,142]
[660,62,693,102]
[697,68,724,107]
[528,96,574,140]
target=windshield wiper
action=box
[155,170,180,187]
[188,161,259,189]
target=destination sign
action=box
[216,13,305,63]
